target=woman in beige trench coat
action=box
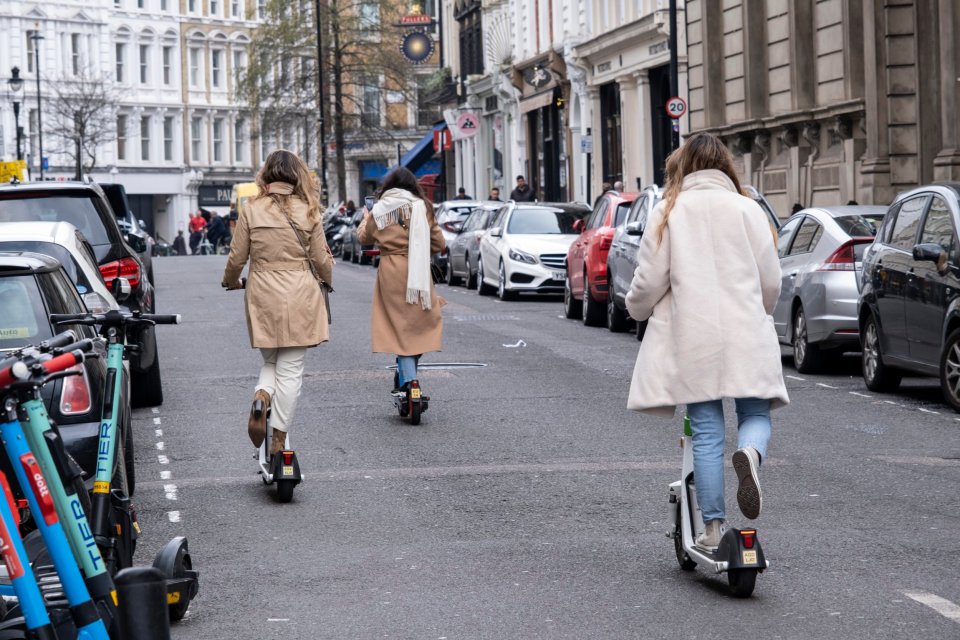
[357,168,445,394]
[222,150,334,454]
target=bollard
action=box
[115,567,172,640]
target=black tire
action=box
[131,347,163,408]
[939,329,960,412]
[728,568,758,598]
[582,273,605,327]
[792,305,826,374]
[351,245,359,263]
[563,275,582,319]
[606,291,628,332]
[673,518,696,571]
[329,240,343,258]
[862,313,902,392]
[276,480,295,503]
[410,400,421,426]
[497,262,517,301]
[124,414,136,498]
[465,255,477,289]
[476,257,495,295]
[166,545,193,620]
[636,320,647,341]
[446,260,461,286]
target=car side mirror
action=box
[913,243,948,270]
[625,221,643,236]
[490,226,503,238]
[572,219,585,234]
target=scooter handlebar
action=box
[141,314,181,325]
[39,330,79,351]
[40,350,86,375]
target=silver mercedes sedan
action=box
[773,205,887,373]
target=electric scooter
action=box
[668,415,768,598]
[223,280,302,503]
[391,376,428,426]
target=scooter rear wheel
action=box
[276,480,295,503]
[409,400,421,426]
[727,568,758,598]
[673,523,696,571]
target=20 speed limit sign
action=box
[665,96,687,119]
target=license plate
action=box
[551,271,566,281]
[282,466,294,477]
[742,550,758,565]
[410,388,421,400]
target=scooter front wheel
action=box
[276,480,296,503]
[727,568,758,598]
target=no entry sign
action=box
[665,96,687,119]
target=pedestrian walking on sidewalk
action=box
[222,149,334,455]
[358,167,446,394]
[624,132,788,551]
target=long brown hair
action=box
[657,133,746,244]
[377,167,434,218]
[255,149,321,222]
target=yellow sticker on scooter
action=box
[742,550,758,565]
[282,466,294,477]
[410,388,421,399]
[167,592,181,605]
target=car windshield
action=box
[0,241,93,294]
[507,207,587,235]
[0,275,51,349]
[833,213,884,237]
[0,194,110,246]
[614,203,632,227]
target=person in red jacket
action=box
[188,211,206,255]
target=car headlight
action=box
[508,248,538,264]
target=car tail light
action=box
[818,238,871,272]
[99,257,142,289]
[599,236,613,251]
[60,365,92,415]
[442,221,461,233]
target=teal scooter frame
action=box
[52,310,199,621]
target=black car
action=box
[858,183,960,410]
[0,181,162,406]
[100,183,154,286]
[0,252,133,492]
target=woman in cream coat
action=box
[625,132,788,551]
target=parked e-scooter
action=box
[668,415,769,598]
[223,280,303,503]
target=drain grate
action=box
[384,362,488,371]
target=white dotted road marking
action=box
[816,382,839,389]
[903,590,960,624]
[166,511,180,523]
[267,619,290,622]
[152,417,161,425]
[154,429,163,437]
[785,375,805,381]
[159,470,171,480]
[151,408,159,414]
[158,455,169,464]
[850,391,872,398]
[155,441,165,451]
[164,484,178,500]
[919,408,941,415]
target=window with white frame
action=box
[115,43,125,82]
[26,31,38,74]
[257,0,266,19]
[188,0,197,13]
[210,0,219,16]
[161,0,168,10]
[231,0,239,17]
[189,47,201,87]
[140,116,151,161]
[162,46,173,85]
[234,118,245,162]
[190,117,202,162]
[71,34,81,75]
[139,44,150,84]
[117,115,128,161]
[361,80,380,126]
[232,50,246,84]
[138,0,145,8]
[359,0,380,29]
[213,118,224,162]
[163,116,174,161]
[211,50,222,88]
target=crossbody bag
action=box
[276,199,333,324]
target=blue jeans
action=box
[396,355,421,388]
[687,397,771,523]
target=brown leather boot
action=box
[270,428,288,456]
[247,390,270,448]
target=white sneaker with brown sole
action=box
[733,447,762,519]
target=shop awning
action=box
[519,91,554,114]
[390,122,447,178]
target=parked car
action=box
[772,206,886,372]
[476,202,591,300]
[447,202,501,287]
[0,252,133,491]
[607,185,663,335]
[0,181,162,406]
[433,201,483,277]
[0,221,120,315]
[744,185,782,230]
[100,183,155,286]
[858,184,960,410]
[564,191,639,325]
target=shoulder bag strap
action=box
[274,197,333,324]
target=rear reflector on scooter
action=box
[282,451,294,465]
[740,529,756,549]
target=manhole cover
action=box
[451,314,519,322]
[384,362,487,370]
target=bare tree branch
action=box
[47,66,118,174]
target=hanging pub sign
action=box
[400,30,434,64]
[397,2,436,26]
[523,65,553,90]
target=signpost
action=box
[665,96,687,119]
[0,160,27,183]
[456,112,480,138]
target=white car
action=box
[0,221,119,314]
[476,202,592,300]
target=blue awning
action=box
[359,160,388,181]
[390,122,446,178]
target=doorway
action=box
[648,65,673,187]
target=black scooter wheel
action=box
[165,545,193,620]
[276,480,295,503]
[409,400,421,426]
[727,568,758,598]
[673,524,696,571]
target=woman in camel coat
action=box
[624,132,787,551]
[357,168,445,391]
[222,149,333,454]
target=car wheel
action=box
[862,313,902,392]
[476,256,495,295]
[793,305,826,374]
[446,260,461,286]
[582,272,605,327]
[563,275,582,319]
[940,329,960,412]
[606,277,628,332]
[497,262,517,301]
[465,255,477,289]
[131,346,164,408]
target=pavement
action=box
[130,255,960,639]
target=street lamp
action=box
[30,28,45,180]
[7,67,23,161]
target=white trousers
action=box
[256,347,306,433]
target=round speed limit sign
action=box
[665,96,687,119]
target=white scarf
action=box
[371,188,432,310]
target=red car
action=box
[564,191,638,326]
